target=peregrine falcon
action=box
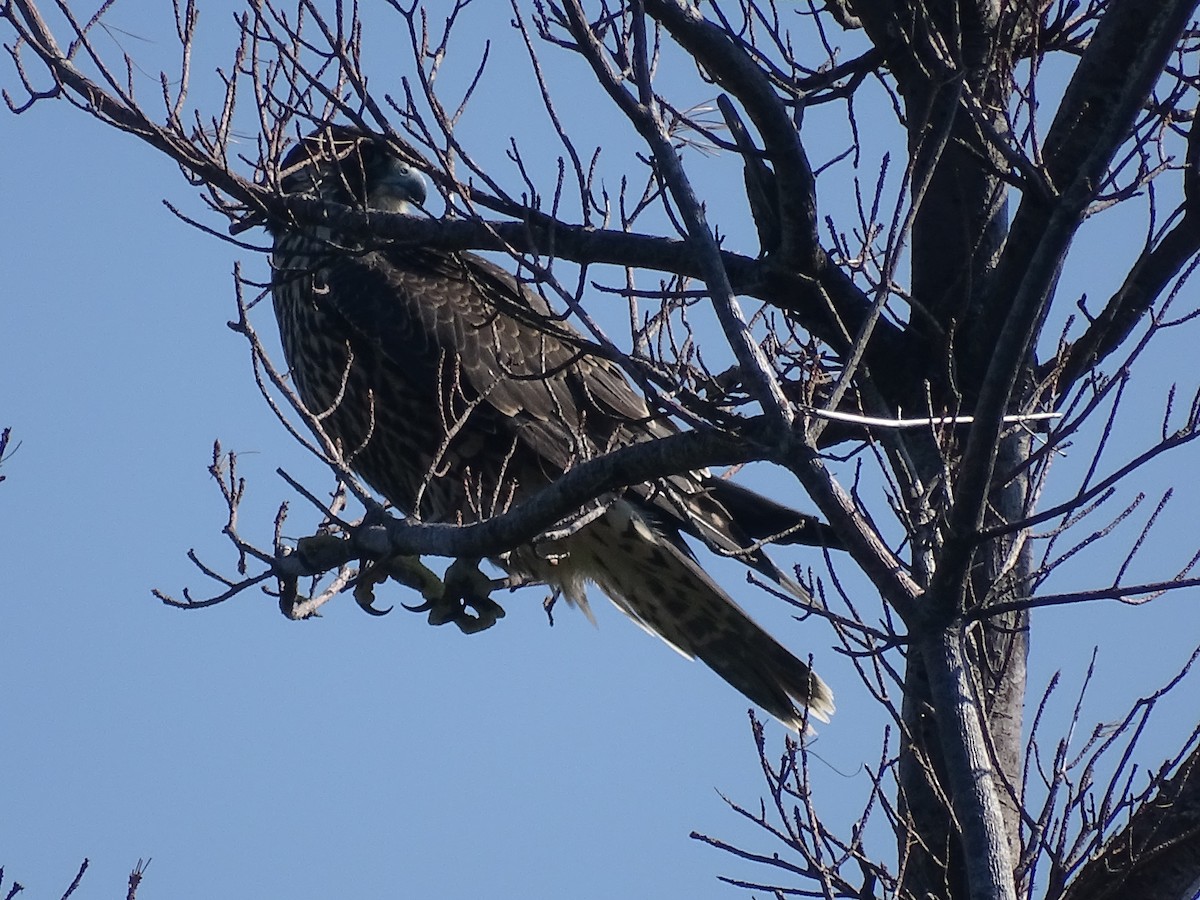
[267,126,835,728]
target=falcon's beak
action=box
[372,161,427,213]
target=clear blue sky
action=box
[3,4,1199,898]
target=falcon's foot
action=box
[354,554,509,633]
[404,557,508,635]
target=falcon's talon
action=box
[451,599,503,634]
[354,560,395,616]
[358,597,393,617]
[416,590,505,633]
[439,559,507,633]
[395,558,508,634]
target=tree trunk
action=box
[887,1,1023,895]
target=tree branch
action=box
[1049,109,1200,389]
[934,0,1199,627]
[279,419,778,572]
[1060,727,1200,900]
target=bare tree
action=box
[5,1,1200,897]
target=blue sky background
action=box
[3,3,1200,898]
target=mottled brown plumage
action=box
[268,127,835,728]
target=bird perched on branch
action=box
[266,125,836,729]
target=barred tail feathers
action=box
[568,501,834,730]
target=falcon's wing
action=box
[315,243,838,576]
[328,245,651,462]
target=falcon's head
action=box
[276,126,427,215]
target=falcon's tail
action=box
[566,502,834,730]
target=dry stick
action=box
[560,0,794,432]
